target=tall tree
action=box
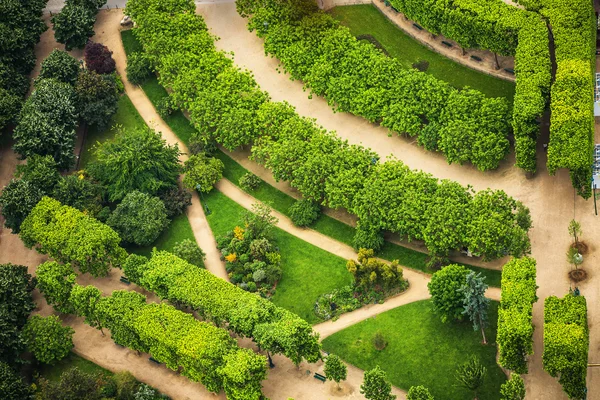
[324,354,347,389]
[75,69,119,129]
[459,271,490,344]
[360,366,396,400]
[23,315,74,364]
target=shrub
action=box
[157,186,191,218]
[114,371,140,400]
[172,239,205,268]
[188,134,218,156]
[37,367,103,399]
[107,191,169,246]
[500,373,525,400]
[407,386,434,400]
[372,332,387,351]
[182,152,224,193]
[352,225,384,252]
[427,264,469,323]
[126,52,152,85]
[15,154,61,195]
[239,172,261,191]
[84,41,116,74]
[52,174,105,217]
[38,49,80,85]
[0,179,43,233]
[0,362,34,399]
[122,254,149,284]
[288,199,320,227]
[347,248,407,294]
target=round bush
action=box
[427,264,470,323]
[84,41,116,74]
[352,225,384,251]
[172,239,205,268]
[126,52,152,85]
[288,199,320,227]
[38,49,80,85]
[182,153,224,193]
[239,172,261,191]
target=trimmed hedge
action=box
[497,257,537,373]
[543,294,588,399]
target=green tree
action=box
[36,261,77,314]
[568,219,582,246]
[218,348,268,400]
[566,247,583,270]
[0,361,34,400]
[288,199,320,227]
[52,4,96,51]
[500,374,525,400]
[88,125,181,201]
[37,367,103,400]
[360,366,396,400]
[243,202,278,240]
[459,271,490,344]
[455,357,486,399]
[182,152,224,193]
[125,52,152,85]
[23,315,74,364]
[15,154,60,195]
[427,264,469,323]
[172,239,205,268]
[70,285,103,334]
[407,385,434,400]
[0,179,43,233]
[107,191,169,246]
[75,69,119,129]
[347,248,407,294]
[52,174,105,217]
[37,49,80,85]
[324,354,347,389]
[95,290,147,352]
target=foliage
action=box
[15,155,61,195]
[172,239,205,268]
[407,386,434,400]
[182,152,224,193]
[20,197,127,276]
[70,285,104,333]
[288,199,320,227]
[126,51,152,85]
[239,172,261,191]
[314,285,361,321]
[75,69,119,129]
[360,366,396,400]
[0,362,34,400]
[500,374,525,400]
[455,357,486,397]
[36,367,104,400]
[36,261,77,314]
[566,247,583,269]
[52,174,105,217]
[427,264,469,323]
[84,42,116,74]
[347,248,407,295]
[23,315,74,364]
[38,49,81,86]
[568,219,582,245]
[157,186,191,218]
[88,125,181,202]
[107,191,169,246]
[0,179,43,233]
[543,294,588,399]
[324,354,347,387]
[497,257,537,374]
[13,78,77,169]
[459,271,490,343]
[52,0,107,51]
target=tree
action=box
[0,179,43,233]
[36,261,77,314]
[52,4,96,51]
[500,374,525,400]
[88,125,181,202]
[566,247,583,270]
[37,49,80,85]
[95,291,148,352]
[360,366,396,400]
[107,191,169,246]
[172,239,205,268]
[70,285,103,334]
[347,249,407,294]
[243,202,278,241]
[125,52,152,85]
[218,348,268,400]
[23,315,74,364]
[455,357,486,399]
[52,174,105,217]
[157,186,191,218]
[37,367,103,400]
[427,265,469,323]
[0,362,34,400]
[568,219,582,246]
[182,152,224,193]
[407,386,434,400]
[75,69,119,129]
[84,42,115,74]
[324,354,347,389]
[15,154,60,195]
[459,271,490,344]
[288,199,320,227]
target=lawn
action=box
[203,190,352,324]
[329,4,515,102]
[322,299,506,400]
[37,352,112,382]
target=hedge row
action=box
[543,294,588,399]
[20,197,127,277]
[236,0,512,171]
[125,0,532,261]
[0,0,47,131]
[124,250,322,366]
[497,257,537,373]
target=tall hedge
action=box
[543,294,588,399]
[497,257,537,373]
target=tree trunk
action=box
[493,53,500,70]
[462,48,466,56]
[100,327,105,336]
[480,315,487,344]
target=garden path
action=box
[199,3,600,399]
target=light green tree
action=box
[500,374,525,400]
[324,354,347,389]
[23,315,74,364]
[360,366,396,400]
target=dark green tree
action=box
[0,361,34,400]
[459,271,490,344]
[182,152,224,193]
[23,315,74,364]
[75,69,119,129]
[172,239,205,268]
[37,49,80,85]
[455,357,486,399]
[37,367,103,400]
[0,179,43,233]
[15,154,61,194]
[36,261,77,314]
[52,175,105,217]
[52,5,96,51]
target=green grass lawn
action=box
[37,352,112,382]
[322,299,505,400]
[203,190,352,324]
[329,4,515,102]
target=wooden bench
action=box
[504,68,515,75]
[470,55,482,62]
[149,357,161,365]
[412,23,423,31]
[314,373,326,383]
[441,40,453,48]
[120,276,131,285]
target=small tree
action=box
[36,261,77,314]
[172,239,205,268]
[52,5,96,51]
[428,265,469,323]
[459,271,490,344]
[37,367,103,399]
[70,285,104,335]
[407,385,434,400]
[566,247,583,270]
[347,249,407,294]
[455,357,486,399]
[500,374,525,400]
[125,52,152,85]
[182,152,224,193]
[37,49,80,86]
[568,219,582,246]
[23,315,74,364]
[288,199,320,227]
[360,366,396,400]
[84,42,116,74]
[243,202,278,240]
[15,154,61,195]
[324,354,347,389]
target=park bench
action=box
[120,276,131,285]
[470,55,482,62]
[441,40,453,48]
[149,357,161,365]
[314,373,326,383]
[413,23,423,31]
[504,68,515,75]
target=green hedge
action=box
[125,0,531,262]
[543,294,588,399]
[497,257,537,373]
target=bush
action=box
[157,186,191,218]
[188,134,217,156]
[52,174,105,217]
[114,371,140,400]
[182,152,224,193]
[314,285,361,320]
[126,52,152,85]
[347,248,407,294]
[239,172,261,191]
[38,49,80,85]
[0,179,43,233]
[0,362,34,399]
[156,96,175,119]
[172,239,205,268]
[75,69,119,129]
[107,191,169,246]
[500,374,525,400]
[15,154,61,195]
[407,386,434,400]
[352,225,384,252]
[84,41,116,74]
[36,367,103,400]
[427,264,470,323]
[372,332,387,351]
[288,199,320,227]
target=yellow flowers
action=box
[225,253,237,263]
[233,226,244,241]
